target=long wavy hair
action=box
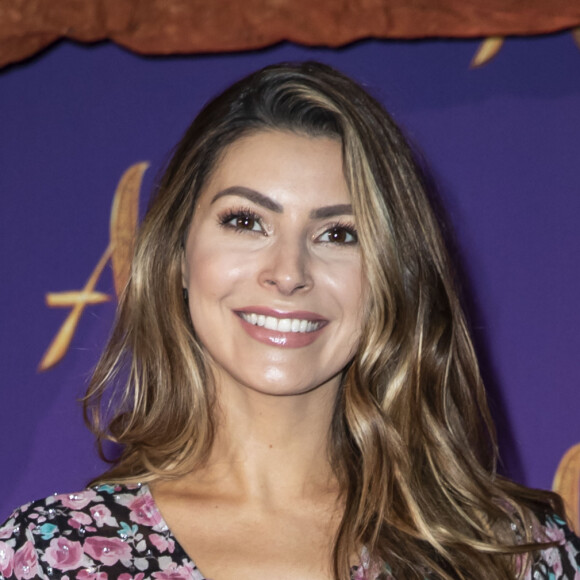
[85,62,563,579]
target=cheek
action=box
[184,242,258,339]
[338,268,367,354]
[323,259,365,314]
[345,273,365,314]
[185,251,235,344]
[186,241,244,294]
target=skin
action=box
[151,130,365,580]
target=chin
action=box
[228,364,345,398]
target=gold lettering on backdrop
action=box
[470,37,505,68]
[553,442,580,535]
[38,162,149,372]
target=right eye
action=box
[218,209,264,233]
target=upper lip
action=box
[234,306,328,322]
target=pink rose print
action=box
[351,547,389,580]
[152,565,193,580]
[543,522,566,544]
[541,547,564,576]
[0,523,15,540]
[127,495,162,527]
[119,574,144,580]
[44,537,84,572]
[84,536,132,566]
[76,570,108,580]
[13,541,39,580]
[56,491,98,511]
[0,541,15,577]
[89,505,117,528]
[150,534,175,554]
[68,511,93,530]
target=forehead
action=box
[198,130,349,208]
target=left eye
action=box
[318,226,358,244]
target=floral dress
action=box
[0,484,578,580]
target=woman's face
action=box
[182,130,365,397]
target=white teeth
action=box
[240,313,321,333]
[278,319,292,332]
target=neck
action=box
[194,373,341,506]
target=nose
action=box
[258,236,313,295]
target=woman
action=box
[1,62,578,580]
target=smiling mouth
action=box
[238,313,324,333]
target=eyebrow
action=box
[309,204,353,219]
[210,186,353,219]
[211,187,282,213]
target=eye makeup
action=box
[217,207,265,234]
[317,221,358,245]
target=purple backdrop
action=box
[1,34,579,520]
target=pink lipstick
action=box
[234,307,328,348]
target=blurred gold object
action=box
[38,162,148,372]
[470,37,504,68]
[553,442,580,535]
[573,27,580,50]
[46,291,111,307]
[38,246,112,371]
[110,162,149,297]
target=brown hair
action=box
[85,62,563,579]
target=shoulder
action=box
[526,513,580,579]
[0,484,147,543]
[0,484,199,580]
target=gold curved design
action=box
[470,37,505,68]
[110,162,149,297]
[553,442,580,534]
[38,162,148,372]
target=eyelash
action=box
[318,221,358,245]
[218,208,264,234]
[217,208,358,245]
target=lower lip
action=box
[236,315,327,348]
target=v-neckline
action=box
[144,483,209,579]
[143,482,370,580]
